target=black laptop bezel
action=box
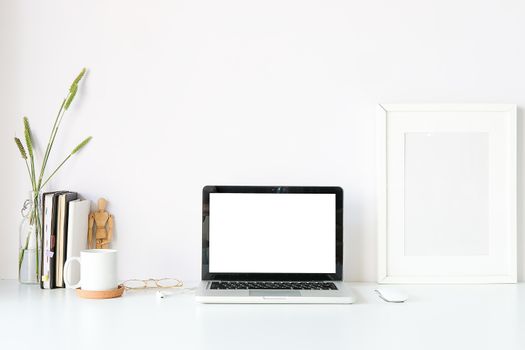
[202,185,343,281]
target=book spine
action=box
[41,194,54,289]
[66,199,89,286]
[49,194,60,289]
[55,196,65,288]
[62,193,77,278]
[40,196,46,289]
[55,192,78,288]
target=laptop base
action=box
[196,281,356,304]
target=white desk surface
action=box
[1,280,524,350]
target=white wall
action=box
[1,0,524,282]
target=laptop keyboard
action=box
[210,281,338,290]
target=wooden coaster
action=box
[76,284,125,299]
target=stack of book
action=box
[40,191,91,289]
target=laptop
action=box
[196,186,355,304]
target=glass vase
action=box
[19,191,42,284]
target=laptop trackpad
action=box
[249,290,301,297]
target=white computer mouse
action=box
[374,287,408,303]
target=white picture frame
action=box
[377,104,517,284]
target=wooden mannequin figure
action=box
[88,198,114,249]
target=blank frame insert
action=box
[377,104,517,284]
[404,132,489,256]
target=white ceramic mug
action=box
[64,249,118,290]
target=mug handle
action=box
[63,257,81,289]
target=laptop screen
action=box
[208,193,336,274]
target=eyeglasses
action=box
[122,278,183,290]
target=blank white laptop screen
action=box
[209,193,336,273]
